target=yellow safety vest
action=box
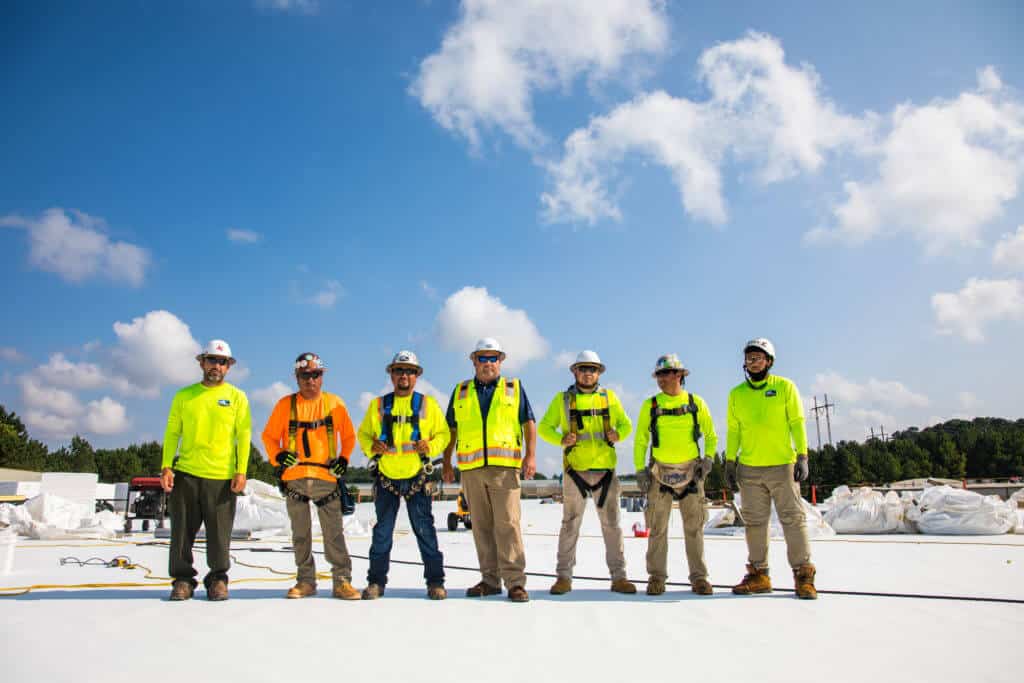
[453,377,522,471]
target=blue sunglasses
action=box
[476,355,501,364]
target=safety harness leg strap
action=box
[566,468,614,508]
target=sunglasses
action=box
[391,368,418,376]
[476,355,500,364]
[203,357,229,367]
[575,365,600,373]
[298,371,323,380]
[655,369,679,377]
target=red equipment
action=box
[123,477,168,533]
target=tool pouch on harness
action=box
[565,468,614,508]
[650,461,701,501]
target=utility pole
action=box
[810,394,836,448]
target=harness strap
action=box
[566,468,614,508]
[659,479,699,501]
[649,393,701,451]
[287,393,336,461]
[281,484,342,508]
[563,387,614,459]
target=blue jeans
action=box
[367,477,445,587]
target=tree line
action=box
[2,406,1020,488]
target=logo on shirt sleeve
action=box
[764,390,777,398]
[218,399,231,407]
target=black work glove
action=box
[276,451,297,468]
[636,468,651,495]
[725,460,739,493]
[328,457,347,477]
[694,457,712,482]
[794,455,809,482]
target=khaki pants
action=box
[738,463,811,570]
[645,479,708,582]
[556,471,626,581]
[285,478,353,585]
[462,466,526,589]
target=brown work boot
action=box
[645,577,666,596]
[691,578,714,595]
[610,578,637,594]
[332,580,361,600]
[465,581,502,597]
[169,580,194,601]
[793,563,818,600]
[427,584,447,600]
[285,582,316,599]
[732,564,772,595]
[507,585,530,602]
[361,583,384,600]
[206,578,229,601]
[549,577,572,595]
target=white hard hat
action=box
[196,339,236,364]
[470,337,506,360]
[386,350,423,375]
[744,338,776,360]
[570,350,605,373]
[652,353,689,377]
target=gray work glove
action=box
[694,457,712,482]
[794,455,809,482]
[636,468,652,495]
[725,460,739,493]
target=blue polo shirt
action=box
[445,377,535,428]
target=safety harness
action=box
[275,394,344,508]
[563,385,614,508]
[648,393,703,501]
[373,392,434,501]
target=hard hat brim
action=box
[652,368,690,378]
[196,353,236,365]
[470,350,506,361]
[386,363,423,375]
[570,362,606,373]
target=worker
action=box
[261,352,360,600]
[162,340,251,601]
[442,338,537,602]
[358,351,450,600]
[634,354,717,596]
[725,338,817,599]
[539,350,635,595]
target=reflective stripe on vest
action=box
[453,377,522,470]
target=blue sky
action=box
[1,0,1021,475]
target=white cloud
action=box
[811,371,929,408]
[18,375,83,418]
[993,225,1024,270]
[932,277,1024,342]
[111,310,203,396]
[411,0,668,150]
[310,280,343,309]
[436,286,549,371]
[252,381,292,408]
[543,32,868,225]
[0,208,150,286]
[84,397,130,435]
[23,410,75,438]
[809,67,1024,252]
[226,228,262,244]
[552,350,576,371]
[255,0,318,14]
[37,353,106,390]
[0,347,25,363]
